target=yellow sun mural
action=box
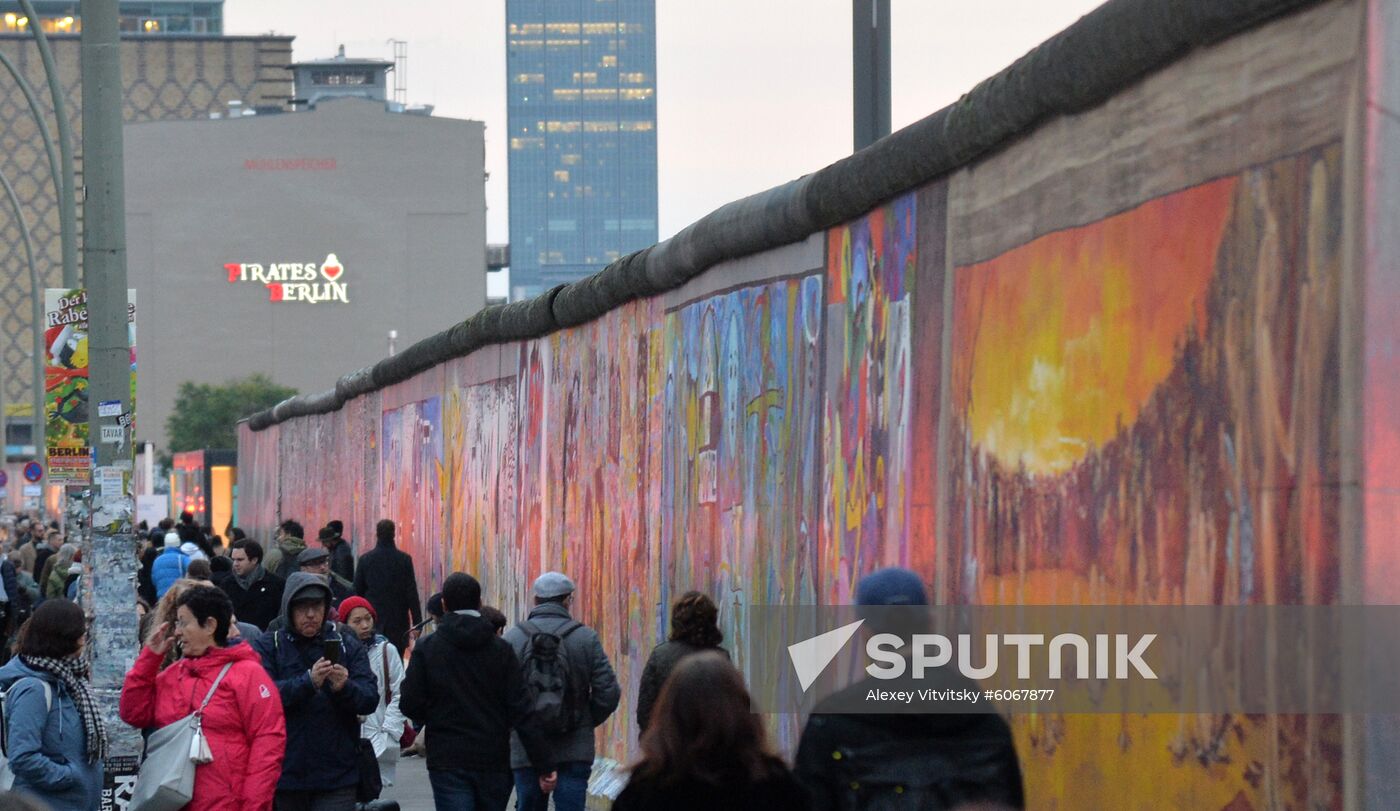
[953,178,1237,475]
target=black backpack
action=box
[518,619,585,735]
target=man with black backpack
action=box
[794,568,1025,811]
[400,573,550,811]
[504,572,619,811]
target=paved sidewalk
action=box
[382,754,622,810]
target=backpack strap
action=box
[2,679,54,758]
[380,643,392,705]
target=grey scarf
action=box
[234,564,265,591]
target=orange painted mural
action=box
[949,145,1343,809]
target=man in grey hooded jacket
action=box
[253,571,377,811]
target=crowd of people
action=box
[0,510,1024,811]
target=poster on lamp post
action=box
[43,288,136,485]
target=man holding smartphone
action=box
[254,571,378,811]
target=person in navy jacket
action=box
[252,571,377,811]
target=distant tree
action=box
[162,374,296,466]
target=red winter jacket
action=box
[120,641,286,811]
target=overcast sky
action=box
[225,0,1104,293]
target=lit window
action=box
[560,154,582,165]
[583,88,617,100]
[600,55,618,67]
[143,18,160,31]
[545,121,581,132]
[514,73,545,84]
[572,72,599,84]
[619,72,647,84]
[620,88,653,101]
[546,22,581,34]
[621,121,654,132]
[509,23,543,34]
[553,170,570,182]
[553,88,581,100]
[583,121,617,133]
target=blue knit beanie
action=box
[855,567,928,606]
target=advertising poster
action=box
[44,289,136,485]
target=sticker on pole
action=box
[98,400,121,418]
[99,425,125,445]
[22,462,42,483]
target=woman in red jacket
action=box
[120,585,286,811]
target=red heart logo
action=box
[321,253,343,281]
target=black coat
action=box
[327,539,355,583]
[399,612,548,773]
[635,640,728,733]
[352,543,421,651]
[613,767,811,811]
[216,568,285,631]
[794,674,1024,811]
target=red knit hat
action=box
[338,596,376,622]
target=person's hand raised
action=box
[145,621,173,656]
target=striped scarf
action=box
[20,654,108,762]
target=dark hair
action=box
[187,559,213,581]
[426,592,444,619]
[229,527,247,542]
[632,652,780,787]
[670,591,723,648]
[177,523,199,543]
[328,520,344,536]
[230,538,264,564]
[180,511,195,525]
[318,526,337,541]
[280,520,304,539]
[442,573,482,612]
[480,606,507,633]
[158,518,174,531]
[17,600,86,659]
[375,519,395,544]
[176,585,233,646]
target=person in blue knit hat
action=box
[793,567,1025,810]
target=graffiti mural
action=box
[235,142,1355,808]
[948,146,1342,808]
[822,194,919,602]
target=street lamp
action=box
[17,0,78,289]
[0,168,46,498]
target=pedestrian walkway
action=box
[384,754,622,810]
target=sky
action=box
[225,0,1106,295]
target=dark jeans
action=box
[274,787,357,811]
[513,761,591,811]
[427,768,513,811]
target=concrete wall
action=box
[125,98,487,449]
[239,1,1396,806]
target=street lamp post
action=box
[0,48,64,495]
[17,0,79,289]
[0,169,45,513]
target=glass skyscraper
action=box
[506,0,658,300]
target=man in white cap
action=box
[504,572,619,811]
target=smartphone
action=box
[323,638,342,664]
